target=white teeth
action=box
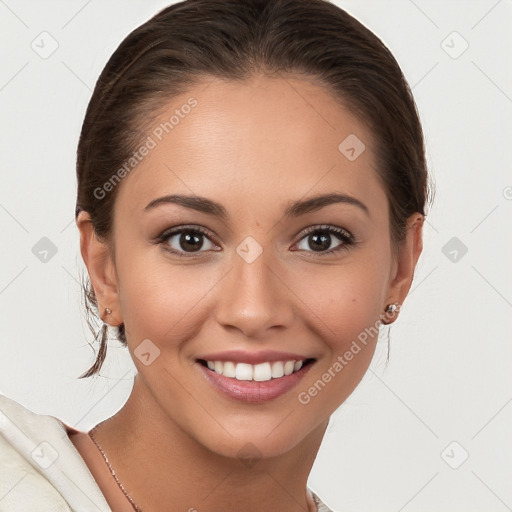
[253,362,272,382]
[223,361,236,378]
[235,363,253,381]
[271,361,284,378]
[284,360,295,375]
[204,359,307,381]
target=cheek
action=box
[291,254,389,346]
[291,260,387,414]
[116,247,219,348]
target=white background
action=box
[1,1,511,511]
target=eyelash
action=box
[154,224,356,259]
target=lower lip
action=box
[197,362,313,403]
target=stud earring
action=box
[104,307,112,315]
[385,303,400,315]
[381,302,401,325]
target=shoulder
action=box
[0,392,111,512]
[0,432,70,511]
[0,393,73,511]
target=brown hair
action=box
[75,0,433,379]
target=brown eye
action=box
[157,226,220,257]
[294,225,354,255]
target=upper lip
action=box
[197,350,313,365]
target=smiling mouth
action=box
[197,358,316,382]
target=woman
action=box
[0,0,431,510]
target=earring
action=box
[104,307,112,315]
[381,302,401,324]
[385,303,400,315]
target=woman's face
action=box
[88,74,420,459]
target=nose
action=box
[214,247,295,339]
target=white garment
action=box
[0,393,334,512]
[0,392,111,511]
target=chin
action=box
[196,426,311,464]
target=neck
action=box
[91,374,327,512]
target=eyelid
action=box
[158,224,215,242]
[296,224,353,241]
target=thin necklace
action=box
[88,427,317,512]
[88,427,142,512]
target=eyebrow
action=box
[144,192,370,219]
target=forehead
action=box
[115,74,387,222]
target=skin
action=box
[74,74,424,512]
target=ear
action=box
[76,211,123,326]
[383,213,424,324]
